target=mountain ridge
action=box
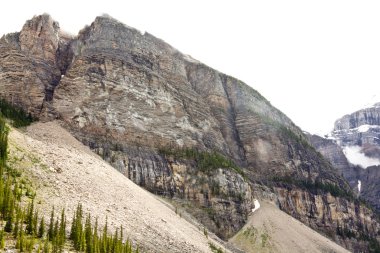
[1,14,379,252]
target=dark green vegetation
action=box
[70,203,136,253]
[208,242,223,253]
[159,147,245,177]
[0,114,140,252]
[0,98,34,127]
[272,175,354,200]
[0,116,8,170]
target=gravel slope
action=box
[230,201,350,253]
[9,121,228,253]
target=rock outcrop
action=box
[334,103,380,158]
[0,14,72,116]
[1,14,379,251]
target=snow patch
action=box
[252,199,260,213]
[357,125,371,133]
[354,124,380,133]
[343,145,380,168]
[358,180,362,193]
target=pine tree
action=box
[43,239,50,253]
[58,208,66,252]
[0,116,9,171]
[26,237,35,252]
[93,217,99,253]
[2,177,13,219]
[48,207,55,241]
[53,219,59,242]
[0,229,5,249]
[33,210,39,236]
[70,210,77,240]
[4,214,12,232]
[26,199,35,234]
[13,205,22,238]
[81,229,86,252]
[16,227,25,252]
[85,213,92,253]
[71,203,84,251]
[38,216,45,238]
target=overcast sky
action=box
[1,0,379,135]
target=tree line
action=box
[0,113,140,252]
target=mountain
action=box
[0,14,379,252]
[323,103,380,212]
[333,103,380,161]
[230,201,350,253]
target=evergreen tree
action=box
[26,237,35,252]
[33,210,39,236]
[0,115,9,171]
[0,229,5,249]
[13,205,22,238]
[53,219,59,242]
[4,215,12,232]
[85,213,92,253]
[38,216,45,238]
[58,208,66,252]
[16,227,25,252]
[81,229,86,252]
[26,199,35,234]
[48,207,55,241]
[71,203,84,251]
[43,239,50,253]
[93,217,99,253]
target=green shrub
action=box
[272,176,354,200]
[0,116,9,170]
[0,98,34,127]
[209,242,223,253]
[159,147,245,177]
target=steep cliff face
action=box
[0,14,72,115]
[334,104,380,158]
[307,134,358,188]
[1,14,379,250]
[360,165,380,211]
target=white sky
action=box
[1,0,380,135]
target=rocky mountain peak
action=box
[334,104,380,131]
[310,103,380,217]
[19,14,60,65]
[332,103,380,158]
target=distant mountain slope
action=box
[230,201,350,253]
[9,121,229,253]
[309,103,380,214]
